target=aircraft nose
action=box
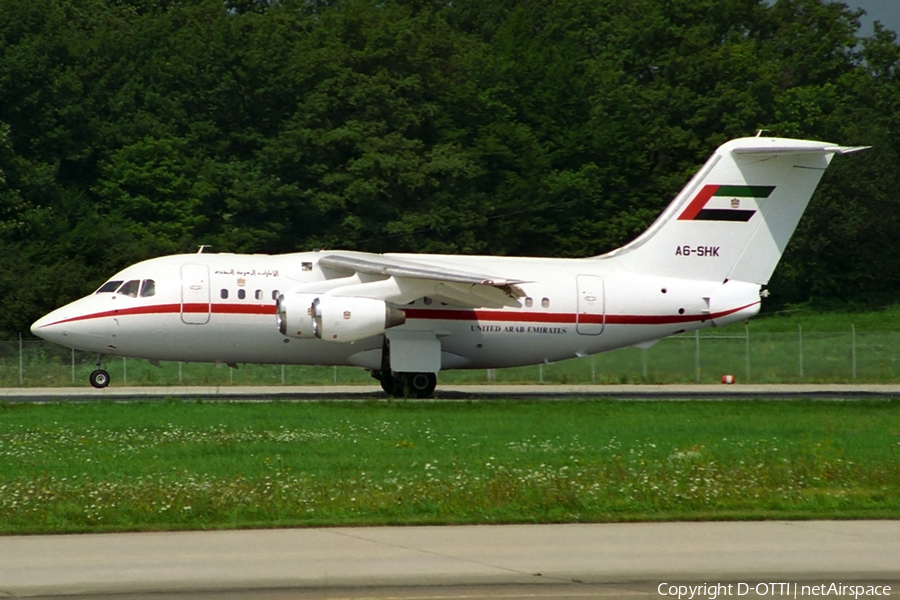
[31,310,69,345]
[30,296,116,353]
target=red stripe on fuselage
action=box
[405,303,757,326]
[38,301,758,329]
[42,303,181,326]
[38,303,275,327]
[213,303,277,315]
[404,308,578,324]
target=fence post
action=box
[851,324,857,379]
[591,355,596,383]
[694,330,700,383]
[798,325,804,379]
[123,357,127,383]
[539,363,544,383]
[179,362,183,383]
[281,364,285,385]
[745,323,751,383]
[19,333,23,386]
[642,349,648,380]
[486,368,495,382]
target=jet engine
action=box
[312,296,406,342]
[276,293,318,338]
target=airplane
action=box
[31,136,867,397]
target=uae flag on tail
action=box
[678,185,775,222]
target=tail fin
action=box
[600,137,867,284]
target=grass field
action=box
[1,398,898,534]
[6,306,900,387]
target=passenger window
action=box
[221,289,229,299]
[541,297,550,308]
[271,290,279,300]
[424,297,433,305]
[238,289,246,300]
[525,297,533,308]
[255,290,262,300]
[140,280,156,297]
[95,280,123,294]
[117,280,140,298]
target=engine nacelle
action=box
[276,293,318,338]
[313,296,406,343]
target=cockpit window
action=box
[95,280,123,294]
[117,280,140,298]
[140,279,156,297]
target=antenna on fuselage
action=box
[197,245,212,254]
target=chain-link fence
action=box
[3,326,899,387]
[574,326,899,384]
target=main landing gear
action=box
[373,371,437,398]
[89,354,110,389]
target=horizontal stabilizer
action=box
[731,141,871,155]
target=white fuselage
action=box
[32,251,760,371]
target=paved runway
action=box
[3,383,900,402]
[3,521,899,598]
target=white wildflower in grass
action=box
[0,401,897,533]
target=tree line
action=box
[2,0,899,336]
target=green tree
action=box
[2,0,900,336]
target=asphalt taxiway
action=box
[2,521,899,598]
[2,383,900,403]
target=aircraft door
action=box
[181,264,211,324]
[576,275,604,335]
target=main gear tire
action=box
[378,373,399,396]
[397,372,437,398]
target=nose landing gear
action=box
[89,354,110,388]
[89,369,110,388]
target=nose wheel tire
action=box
[89,369,110,389]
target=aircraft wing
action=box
[317,254,521,287]
[294,252,526,309]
